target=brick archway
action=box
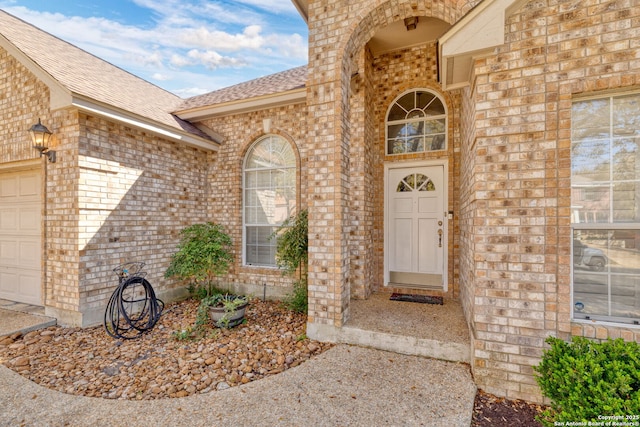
[305,0,467,333]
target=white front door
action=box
[0,170,42,305]
[386,165,445,290]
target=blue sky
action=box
[0,0,308,97]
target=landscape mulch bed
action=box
[2,298,546,425]
[472,389,545,427]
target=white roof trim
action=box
[1,34,218,151]
[438,0,526,90]
[177,88,307,121]
[0,33,72,109]
[72,97,220,151]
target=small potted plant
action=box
[199,293,249,328]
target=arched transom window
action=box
[386,90,447,155]
[396,173,436,192]
[243,135,297,266]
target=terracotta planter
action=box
[209,300,248,328]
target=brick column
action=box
[304,2,354,337]
[305,77,352,332]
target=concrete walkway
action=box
[0,305,476,426]
[0,307,56,337]
[1,345,475,426]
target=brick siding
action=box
[305,0,467,328]
[4,0,640,404]
[463,0,640,401]
[1,48,214,325]
[202,103,309,291]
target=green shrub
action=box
[273,209,308,279]
[534,336,640,426]
[283,279,308,314]
[187,282,227,300]
[165,222,233,297]
[271,210,308,314]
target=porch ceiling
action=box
[368,17,451,56]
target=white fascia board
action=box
[71,96,219,151]
[0,34,72,110]
[177,88,307,121]
[439,0,526,90]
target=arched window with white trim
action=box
[243,135,297,266]
[386,89,447,155]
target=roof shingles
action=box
[0,10,185,131]
[178,66,307,111]
[0,10,307,135]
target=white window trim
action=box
[570,90,640,326]
[242,135,297,268]
[385,89,448,156]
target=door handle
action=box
[438,229,443,247]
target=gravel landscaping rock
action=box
[0,298,332,400]
[1,298,545,426]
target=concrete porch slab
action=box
[333,293,471,363]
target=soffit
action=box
[290,0,308,23]
[368,17,450,56]
[438,0,527,90]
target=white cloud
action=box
[0,1,308,96]
[152,73,170,81]
[169,53,192,68]
[234,0,299,14]
[176,86,215,97]
[178,25,265,51]
[131,52,164,68]
[186,49,247,70]
[268,32,307,58]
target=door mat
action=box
[390,293,443,305]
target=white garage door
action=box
[0,170,42,305]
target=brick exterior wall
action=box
[304,0,640,404]
[69,114,212,325]
[347,48,374,301]
[45,109,81,317]
[458,84,478,347]
[0,46,50,164]
[1,46,215,326]
[44,112,213,326]
[463,0,640,401]
[201,103,308,293]
[4,0,640,404]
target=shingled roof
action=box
[178,65,307,112]
[0,10,209,141]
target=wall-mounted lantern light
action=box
[29,118,56,163]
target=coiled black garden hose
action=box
[104,273,164,339]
